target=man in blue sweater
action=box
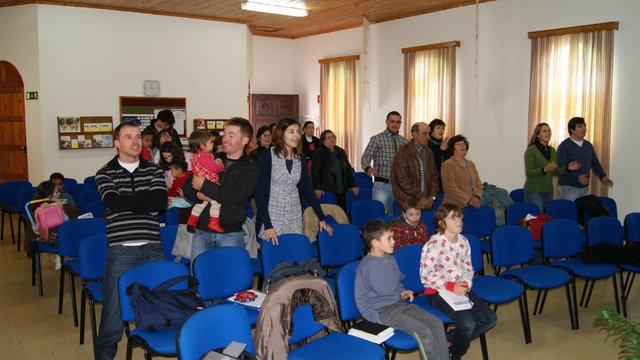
[557,117,613,201]
[355,220,448,360]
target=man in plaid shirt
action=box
[361,111,408,214]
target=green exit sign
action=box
[26,91,38,100]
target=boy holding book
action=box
[355,220,449,360]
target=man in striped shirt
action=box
[361,111,408,214]
[95,122,167,360]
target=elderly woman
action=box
[441,135,483,208]
[256,118,333,245]
[311,130,359,212]
[524,123,581,212]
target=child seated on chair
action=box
[32,180,67,269]
[167,161,191,199]
[421,203,497,360]
[391,197,429,250]
[355,220,449,360]
[49,172,75,207]
[187,130,224,233]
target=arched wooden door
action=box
[0,61,28,182]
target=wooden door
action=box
[249,94,299,143]
[0,61,28,182]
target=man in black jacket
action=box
[183,117,259,261]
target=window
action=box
[528,22,617,195]
[319,56,359,164]
[403,41,458,139]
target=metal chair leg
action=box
[538,289,549,315]
[479,333,489,360]
[58,263,65,315]
[518,292,532,344]
[80,288,86,344]
[566,283,577,330]
[583,279,596,308]
[70,272,78,327]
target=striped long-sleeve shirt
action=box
[95,156,168,246]
[361,129,408,180]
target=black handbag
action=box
[126,275,205,332]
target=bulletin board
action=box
[119,96,187,136]
[193,118,228,134]
[57,116,114,150]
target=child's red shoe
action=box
[186,215,199,233]
[207,217,225,233]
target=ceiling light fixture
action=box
[241,1,308,17]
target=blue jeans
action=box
[190,229,244,263]
[558,185,589,202]
[524,190,553,213]
[372,181,394,215]
[428,290,497,357]
[95,243,166,360]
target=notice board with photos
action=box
[57,116,114,150]
[193,118,228,135]
[119,96,187,136]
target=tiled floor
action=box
[0,219,632,359]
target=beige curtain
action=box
[320,60,358,165]
[403,47,456,139]
[528,30,614,195]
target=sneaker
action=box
[207,217,225,233]
[54,255,62,270]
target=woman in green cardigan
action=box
[524,123,581,212]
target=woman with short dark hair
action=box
[441,135,482,208]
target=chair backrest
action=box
[261,233,314,278]
[159,225,179,261]
[509,188,525,203]
[351,199,385,231]
[335,261,361,321]
[391,244,423,293]
[158,207,180,226]
[193,247,253,300]
[491,225,534,267]
[17,186,37,214]
[0,180,32,206]
[545,199,578,222]
[420,209,436,233]
[63,178,78,186]
[374,214,396,223]
[86,200,105,218]
[541,219,583,259]
[346,188,372,215]
[587,216,624,247]
[79,233,108,281]
[317,224,363,267]
[57,218,107,258]
[118,261,190,322]
[78,189,101,213]
[625,212,640,244]
[462,205,496,239]
[464,233,483,273]
[599,196,618,219]
[505,202,540,225]
[354,172,373,189]
[83,176,97,189]
[177,304,255,360]
[65,183,92,205]
[317,191,337,205]
[433,193,444,210]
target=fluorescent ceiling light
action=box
[241,1,308,17]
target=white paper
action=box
[439,291,473,311]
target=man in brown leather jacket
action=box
[391,122,439,210]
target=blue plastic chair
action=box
[64,183,92,205]
[599,196,618,219]
[346,188,372,215]
[625,212,640,244]
[317,224,363,273]
[57,218,107,327]
[118,261,190,360]
[462,205,496,255]
[86,200,105,218]
[351,199,385,231]
[78,233,107,352]
[542,219,619,328]
[78,189,101,213]
[336,261,418,359]
[176,304,255,360]
[467,233,530,343]
[261,233,314,285]
[509,188,525,203]
[63,178,78,186]
[420,209,436,234]
[588,216,637,317]
[545,199,578,222]
[505,202,541,226]
[0,180,32,243]
[354,172,373,189]
[16,186,37,251]
[433,192,444,210]
[192,247,259,325]
[317,191,337,205]
[83,176,97,189]
[159,225,189,265]
[158,207,180,226]
[492,225,576,330]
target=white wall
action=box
[0,5,43,181]
[251,36,295,94]
[285,0,640,218]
